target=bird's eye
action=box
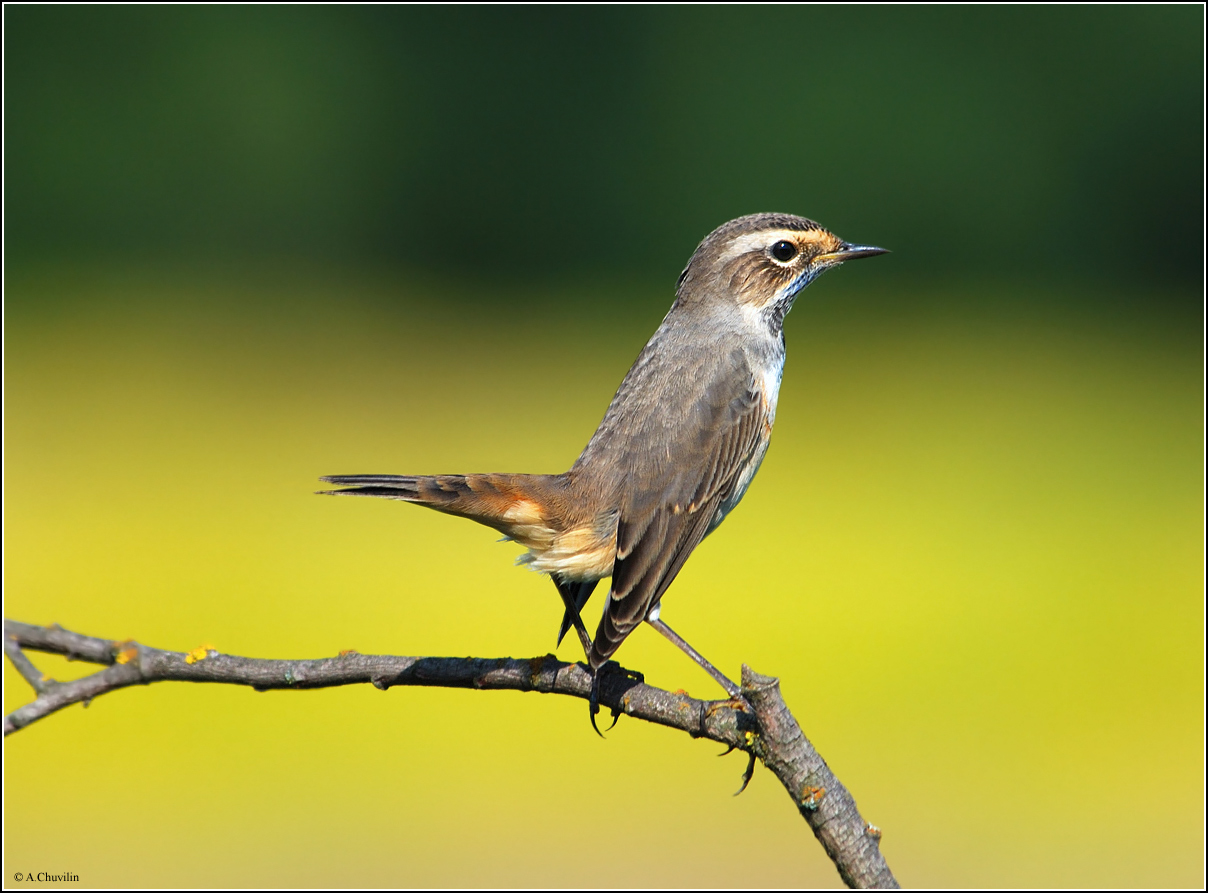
[770,240,797,262]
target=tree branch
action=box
[4,618,897,889]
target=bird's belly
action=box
[514,520,617,581]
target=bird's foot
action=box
[588,662,644,737]
[717,738,759,794]
[735,750,757,796]
[588,670,611,738]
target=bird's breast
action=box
[757,351,785,427]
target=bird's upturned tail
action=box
[319,472,563,538]
[319,472,597,646]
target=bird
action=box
[321,213,886,728]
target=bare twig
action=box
[741,666,898,889]
[4,618,898,889]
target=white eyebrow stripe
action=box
[717,229,820,263]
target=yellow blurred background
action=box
[4,5,1203,888]
[5,263,1201,887]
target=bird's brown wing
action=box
[589,366,769,668]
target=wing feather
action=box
[589,361,770,668]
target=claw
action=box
[604,706,620,732]
[734,750,757,796]
[587,705,604,739]
[587,663,641,736]
[588,670,606,738]
[718,743,738,757]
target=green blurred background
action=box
[4,5,1203,888]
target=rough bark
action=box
[4,618,898,889]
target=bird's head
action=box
[675,213,887,324]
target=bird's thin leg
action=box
[645,616,741,697]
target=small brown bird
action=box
[322,213,886,725]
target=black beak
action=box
[819,242,890,263]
